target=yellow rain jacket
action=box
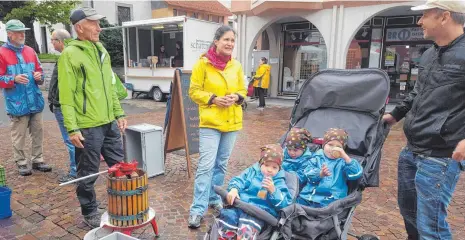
[189,56,247,132]
[253,64,271,89]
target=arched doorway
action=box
[246,15,329,97]
[344,5,432,103]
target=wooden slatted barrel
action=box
[107,169,149,226]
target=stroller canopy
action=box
[292,68,390,125]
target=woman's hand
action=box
[227,188,240,205]
[212,97,231,107]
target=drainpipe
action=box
[336,5,344,68]
[329,5,338,68]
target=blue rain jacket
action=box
[282,147,313,186]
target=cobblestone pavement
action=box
[0,101,464,240]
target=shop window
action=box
[219,16,224,24]
[345,27,371,69]
[203,14,210,21]
[372,17,384,27]
[192,12,198,19]
[173,9,177,16]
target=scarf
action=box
[205,46,231,71]
[5,40,24,52]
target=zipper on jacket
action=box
[93,44,111,122]
[80,64,87,114]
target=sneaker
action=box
[188,214,202,229]
[83,213,101,228]
[58,174,76,184]
[32,162,52,172]
[18,165,32,176]
[257,107,264,111]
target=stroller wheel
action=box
[359,234,380,240]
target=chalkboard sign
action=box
[164,69,199,177]
[179,71,200,155]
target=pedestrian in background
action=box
[48,29,75,183]
[188,25,247,228]
[0,19,52,176]
[253,57,271,110]
[383,1,465,238]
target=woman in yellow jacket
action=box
[253,57,271,110]
[188,26,247,228]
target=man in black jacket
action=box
[383,1,465,239]
[48,29,75,183]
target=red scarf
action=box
[205,46,231,71]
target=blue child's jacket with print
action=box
[227,163,293,217]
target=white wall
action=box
[0,22,6,42]
[93,1,152,25]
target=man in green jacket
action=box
[58,7,127,228]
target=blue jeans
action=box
[54,107,76,177]
[190,128,238,216]
[398,147,462,240]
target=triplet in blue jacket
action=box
[282,147,313,186]
[227,163,293,217]
[298,149,363,207]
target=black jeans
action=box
[75,121,124,216]
[255,87,266,107]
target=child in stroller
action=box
[215,144,293,239]
[296,128,363,208]
[282,127,314,186]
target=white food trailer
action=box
[116,16,225,101]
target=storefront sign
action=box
[386,27,424,42]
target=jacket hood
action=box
[261,64,271,70]
[67,39,104,52]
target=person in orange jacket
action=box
[253,57,271,110]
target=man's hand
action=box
[382,114,397,126]
[262,176,276,194]
[14,74,29,85]
[70,132,85,148]
[227,188,240,205]
[320,164,331,178]
[452,139,465,161]
[117,118,127,132]
[33,72,42,81]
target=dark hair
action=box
[160,44,165,48]
[211,25,236,47]
[261,57,268,64]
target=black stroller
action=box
[204,68,390,240]
[277,68,390,240]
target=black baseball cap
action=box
[70,7,105,25]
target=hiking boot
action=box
[209,203,223,216]
[32,162,52,172]
[83,213,101,228]
[188,214,202,229]
[58,174,76,184]
[18,165,32,176]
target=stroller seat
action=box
[204,171,299,240]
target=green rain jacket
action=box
[58,39,125,134]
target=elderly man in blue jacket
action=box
[0,19,52,176]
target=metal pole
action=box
[58,170,107,186]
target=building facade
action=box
[231,0,431,103]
